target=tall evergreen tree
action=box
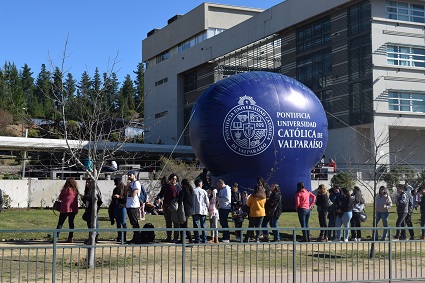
[77,71,93,117]
[51,67,64,121]
[103,72,120,114]
[20,64,34,111]
[0,62,23,114]
[133,63,145,117]
[63,73,77,120]
[33,64,52,118]
[118,74,136,119]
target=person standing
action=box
[125,170,141,244]
[177,179,193,244]
[418,187,425,240]
[394,184,409,240]
[350,186,365,241]
[375,186,392,241]
[199,168,210,190]
[295,182,316,242]
[327,186,340,240]
[217,179,232,243]
[333,187,353,242]
[400,187,415,240]
[82,178,103,244]
[231,183,242,211]
[267,183,283,242]
[192,179,209,243]
[55,178,79,243]
[112,177,127,243]
[208,187,219,244]
[243,184,267,243]
[156,173,180,242]
[316,184,330,242]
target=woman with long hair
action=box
[177,179,194,244]
[112,177,127,243]
[295,182,316,242]
[350,186,365,241]
[375,186,392,240]
[243,184,267,243]
[333,187,353,242]
[56,178,79,243]
[316,184,330,242]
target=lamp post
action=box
[21,107,26,137]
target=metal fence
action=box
[1,227,425,283]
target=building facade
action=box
[142,0,425,170]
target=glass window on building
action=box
[296,48,332,91]
[387,45,425,67]
[348,1,371,36]
[296,16,331,53]
[349,80,373,125]
[184,71,197,93]
[386,1,425,23]
[388,91,425,112]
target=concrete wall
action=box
[0,179,162,208]
[0,176,378,208]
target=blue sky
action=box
[1,1,282,82]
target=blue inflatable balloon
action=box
[189,72,328,211]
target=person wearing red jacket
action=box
[295,182,316,242]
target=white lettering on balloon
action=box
[276,112,324,149]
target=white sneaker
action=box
[357,238,361,242]
[351,238,357,242]
[344,239,349,242]
[222,239,230,243]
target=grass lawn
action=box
[0,205,422,242]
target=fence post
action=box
[293,229,297,283]
[389,228,393,283]
[182,227,186,283]
[52,230,57,283]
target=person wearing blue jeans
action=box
[333,187,353,242]
[295,182,316,242]
[192,179,209,243]
[335,211,352,242]
[217,179,232,243]
[375,186,392,241]
[297,208,311,241]
[192,214,207,243]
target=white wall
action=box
[0,179,162,208]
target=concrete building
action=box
[142,0,425,172]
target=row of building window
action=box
[386,0,425,23]
[387,45,425,68]
[389,92,425,113]
[155,77,168,86]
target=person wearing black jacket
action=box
[418,187,425,240]
[316,184,330,242]
[111,177,127,243]
[176,179,194,244]
[266,183,283,242]
[82,178,103,244]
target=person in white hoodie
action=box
[192,179,209,243]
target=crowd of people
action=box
[54,171,425,244]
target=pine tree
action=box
[63,73,77,120]
[118,74,136,119]
[103,72,120,114]
[20,64,34,112]
[33,64,51,118]
[0,62,24,114]
[133,63,145,117]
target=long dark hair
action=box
[296,182,305,193]
[181,178,194,194]
[252,184,266,199]
[352,186,365,204]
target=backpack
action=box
[139,184,147,203]
[140,222,155,243]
